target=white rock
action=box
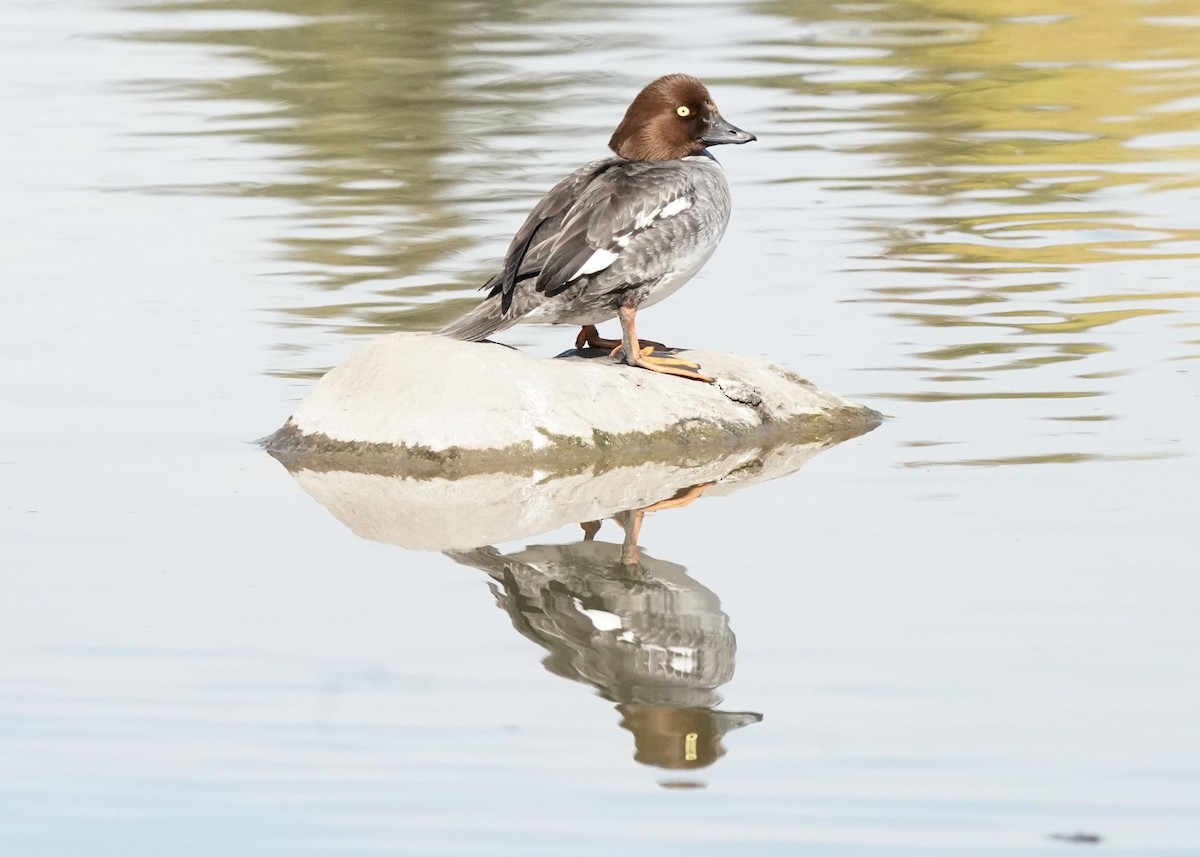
[266,333,879,475]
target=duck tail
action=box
[437,295,515,342]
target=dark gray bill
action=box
[701,112,756,146]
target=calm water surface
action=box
[2,0,1198,854]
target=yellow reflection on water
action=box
[760,0,1200,247]
[758,0,1200,435]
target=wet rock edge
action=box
[263,402,883,480]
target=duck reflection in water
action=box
[445,486,762,775]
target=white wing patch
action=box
[568,248,620,281]
[567,195,694,281]
[659,196,693,219]
[580,607,623,632]
[632,196,693,230]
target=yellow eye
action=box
[676,105,691,117]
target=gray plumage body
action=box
[439,151,732,342]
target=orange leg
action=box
[642,481,714,513]
[614,483,712,566]
[601,483,713,568]
[617,509,644,568]
[612,305,713,383]
[576,323,669,353]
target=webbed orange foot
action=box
[612,345,713,383]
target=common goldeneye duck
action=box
[439,73,755,382]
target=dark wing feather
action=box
[486,158,623,311]
[535,163,700,298]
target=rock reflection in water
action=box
[447,505,761,774]
[267,439,858,776]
